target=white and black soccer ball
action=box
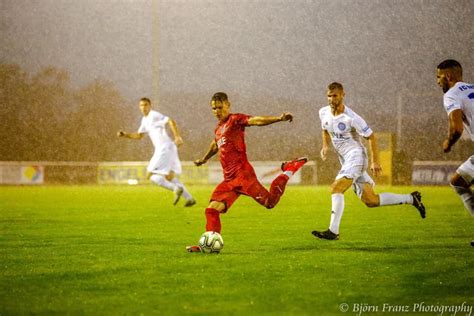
[198,231,224,254]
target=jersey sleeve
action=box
[233,113,251,127]
[443,93,461,115]
[153,112,169,127]
[352,112,373,138]
[160,114,170,125]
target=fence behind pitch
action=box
[0,161,317,185]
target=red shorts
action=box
[210,167,288,212]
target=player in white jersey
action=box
[118,97,195,207]
[312,82,426,240]
[436,59,474,246]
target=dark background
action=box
[1,0,472,171]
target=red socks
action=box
[205,208,221,233]
[264,174,289,208]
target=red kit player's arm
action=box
[194,140,218,166]
[247,112,293,126]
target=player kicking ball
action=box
[187,92,307,252]
[312,82,426,241]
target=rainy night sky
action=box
[1,0,473,162]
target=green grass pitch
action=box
[1,185,472,314]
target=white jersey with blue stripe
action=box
[319,105,373,157]
[443,81,474,141]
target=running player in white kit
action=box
[118,98,195,207]
[312,82,425,240]
[436,59,474,246]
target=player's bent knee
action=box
[331,179,352,194]
[331,186,345,194]
[361,196,379,208]
[208,201,226,213]
[165,172,175,181]
[265,202,276,210]
[450,173,469,188]
[450,183,471,196]
[364,201,378,208]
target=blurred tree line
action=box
[0,64,149,161]
[1,64,472,170]
[0,64,317,163]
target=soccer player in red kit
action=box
[186,92,307,252]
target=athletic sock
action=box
[205,208,221,233]
[379,193,413,206]
[329,193,344,235]
[170,178,193,200]
[270,174,289,195]
[451,185,474,216]
[262,174,290,209]
[150,174,176,191]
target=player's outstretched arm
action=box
[443,109,464,153]
[366,133,382,177]
[117,131,144,140]
[194,140,218,166]
[247,112,293,126]
[167,118,184,147]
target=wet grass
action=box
[0,185,472,314]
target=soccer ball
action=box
[199,231,224,253]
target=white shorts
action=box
[457,155,474,184]
[147,142,182,175]
[335,150,375,198]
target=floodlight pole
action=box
[397,93,403,150]
[152,0,160,106]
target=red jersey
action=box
[215,113,253,180]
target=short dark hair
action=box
[211,92,228,103]
[327,82,344,91]
[140,97,152,104]
[437,59,462,77]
